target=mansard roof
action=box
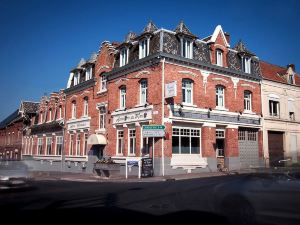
[174,21,197,38]
[142,21,158,34]
[234,40,255,56]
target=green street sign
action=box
[142,125,165,137]
[143,125,165,130]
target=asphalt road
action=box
[0,176,235,224]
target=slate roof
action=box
[0,110,20,129]
[21,101,39,114]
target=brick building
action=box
[103,22,263,175]
[0,101,39,160]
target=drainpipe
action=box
[162,57,165,176]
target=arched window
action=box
[244,91,252,111]
[140,79,148,105]
[216,49,223,67]
[120,86,126,109]
[216,85,225,108]
[72,101,77,119]
[83,97,88,116]
[182,79,193,104]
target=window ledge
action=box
[95,129,106,133]
[97,90,107,95]
[215,107,229,111]
[181,103,197,108]
[243,110,256,115]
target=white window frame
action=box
[83,98,88,117]
[288,98,295,120]
[216,86,225,108]
[100,74,107,92]
[288,74,294,84]
[84,133,88,156]
[120,87,126,109]
[244,91,252,112]
[117,130,124,155]
[46,137,52,155]
[37,138,43,155]
[128,129,136,156]
[99,106,106,129]
[172,127,201,155]
[139,38,149,59]
[76,134,81,156]
[216,50,223,67]
[269,99,280,117]
[85,67,92,81]
[181,38,193,59]
[140,79,148,105]
[69,134,74,156]
[72,102,76,119]
[120,48,129,67]
[243,57,251,74]
[215,129,225,157]
[73,72,80,86]
[182,79,193,104]
[55,136,63,155]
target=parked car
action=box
[212,171,300,225]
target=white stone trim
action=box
[208,25,230,47]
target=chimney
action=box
[224,32,230,45]
[287,64,295,71]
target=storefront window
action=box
[46,137,52,155]
[129,129,136,155]
[117,130,124,155]
[172,127,200,154]
[56,136,63,155]
[76,134,81,156]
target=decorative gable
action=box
[208,25,230,47]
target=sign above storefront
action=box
[67,118,90,131]
[112,108,152,125]
[165,81,177,98]
[142,125,165,137]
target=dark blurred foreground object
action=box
[213,170,300,225]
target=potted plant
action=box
[93,157,120,177]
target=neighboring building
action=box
[63,42,116,173]
[0,101,39,160]
[22,91,66,171]
[260,62,300,167]
[104,21,263,175]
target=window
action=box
[216,129,225,138]
[99,106,106,129]
[58,106,62,119]
[243,57,251,73]
[83,97,88,116]
[120,87,126,109]
[216,86,225,108]
[248,130,257,141]
[128,129,136,155]
[238,130,246,140]
[139,38,149,59]
[38,138,43,155]
[140,79,148,105]
[288,74,294,84]
[48,109,52,122]
[72,101,76,119]
[100,74,107,92]
[56,136,63,155]
[69,134,74,155]
[216,129,225,157]
[244,91,252,111]
[141,137,152,156]
[288,99,295,120]
[269,100,279,117]
[46,137,52,155]
[76,134,81,156]
[172,127,201,154]
[117,130,124,155]
[40,112,43,124]
[182,79,193,104]
[216,49,223,66]
[120,48,128,67]
[84,133,88,155]
[73,72,80,86]
[182,39,193,59]
[85,67,92,81]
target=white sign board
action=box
[113,109,152,124]
[165,81,177,98]
[67,118,90,131]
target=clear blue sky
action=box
[0,0,299,121]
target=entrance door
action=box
[216,129,225,170]
[92,145,104,159]
[268,131,284,167]
[290,133,297,163]
[238,129,259,168]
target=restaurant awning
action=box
[87,134,107,145]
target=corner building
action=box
[104,22,263,175]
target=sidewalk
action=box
[29,170,230,183]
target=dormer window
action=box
[181,39,193,59]
[288,74,294,84]
[120,48,128,67]
[73,72,80,85]
[85,67,92,81]
[139,38,149,59]
[242,57,251,74]
[216,49,223,67]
